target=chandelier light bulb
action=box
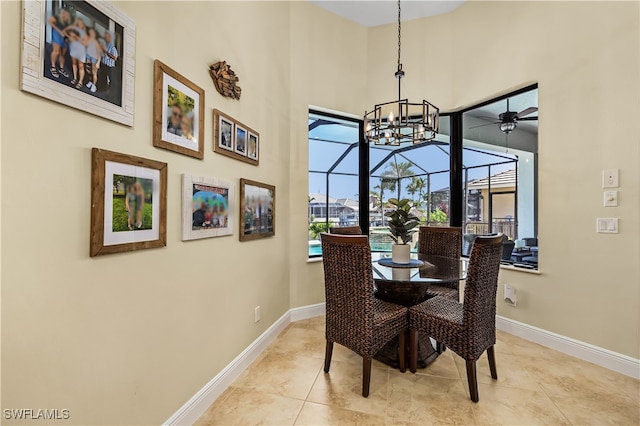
[388,111,394,125]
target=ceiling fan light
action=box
[500,122,516,134]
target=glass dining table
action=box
[371,252,468,369]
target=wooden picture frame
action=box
[239,179,275,241]
[213,109,259,166]
[182,174,234,241]
[20,0,136,126]
[90,148,167,256]
[153,60,205,159]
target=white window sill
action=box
[307,257,323,263]
[500,264,542,275]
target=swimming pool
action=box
[308,240,416,257]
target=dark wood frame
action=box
[90,148,167,256]
[153,60,205,159]
[239,178,275,241]
[213,109,259,166]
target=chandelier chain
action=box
[397,0,402,69]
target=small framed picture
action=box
[90,148,167,256]
[21,0,136,126]
[239,178,275,241]
[235,124,247,156]
[153,60,205,159]
[218,115,234,151]
[248,132,259,161]
[213,109,259,166]
[182,174,234,241]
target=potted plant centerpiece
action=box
[386,198,419,264]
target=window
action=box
[308,111,362,257]
[368,116,451,251]
[461,86,538,268]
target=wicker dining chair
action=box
[329,225,362,235]
[409,234,503,402]
[417,226,462,300]
[320,233,408,397]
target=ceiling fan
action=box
[471,98,538,134]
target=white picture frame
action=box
[182,174,234,241]
[218,115,234,152]
[248,132,259,161]
[234,124,247,156]
[21,0,136,126]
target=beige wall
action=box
[0,1,365,424]
[2,1,639,424]
[365,1,640,358]
[287,1,368,308]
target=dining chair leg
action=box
[409,328,418,373]
[324,341,334,373]
[362,357,372,397]
[398,330,406,373]
[487,345,498,380]
[465,360,479,403]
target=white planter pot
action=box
[392,268,411,281]
[391,244,411,264]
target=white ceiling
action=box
[308,0,465,27]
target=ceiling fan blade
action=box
[517,107,538,118]
[469,122,499,129]
[517,116,538,121]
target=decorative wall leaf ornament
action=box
[209,61,241,100]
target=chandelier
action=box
[364,0,439,146]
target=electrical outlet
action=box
[254,306,261,323]
[504,284,517,307]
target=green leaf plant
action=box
[385,198,419,245]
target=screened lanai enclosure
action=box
[308,87,538,259]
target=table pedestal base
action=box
[373,332,438,369]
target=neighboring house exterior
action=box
[308,193,358,225]
[466,168,517,221]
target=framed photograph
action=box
[218,115,234,152]
[90,148,167,257]
[153,60,205,159]
[213,109,260,166]
[235,124,247,156]
[239,179,275,241]
[182,174,234,241]
[21,0,135,126]
[248,132,259,160]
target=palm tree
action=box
[406,179,419,202]
[410,177,427,209]
[381,161,416,200]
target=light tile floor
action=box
[197,316,640,425]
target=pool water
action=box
[308,241,417,257]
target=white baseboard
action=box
[290,302,325,322]
[163,303,326,426]
[496,315,640,379]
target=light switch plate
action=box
[604,190,618,207]
[602,169,619,188]
[596,218,619,233]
